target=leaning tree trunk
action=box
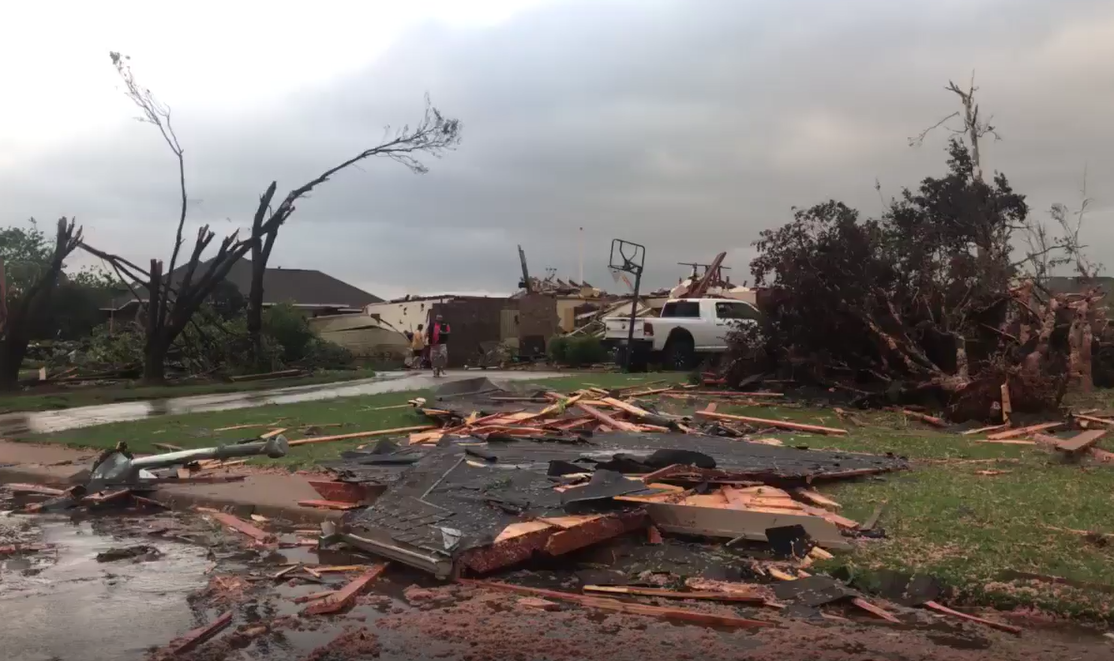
[247,204,278,370]
[247,256,266,366]
[0,218,82,391]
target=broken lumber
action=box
[695,410,846,436]
[1073,414,1114,427]
[307,479,374,504]
[961,424,1009,436]
[213,421,283,432]
[153,443,185,452]
[298,499,360,511]
[986,422,1063,440]
[288,425,436,447]
[1055,429,1107,454]
[582,585,767,603]
[901,409,946,427]
[850,597,901,624]
[790,488,842,511]
[459,579,773,629]
[260,428,287,439]
[575,403,640,432]
[1000,383,1012,424]
[293,589,337,604]
[304,564,388,615]
[228,368,302,382]
[5,483,66,496]
[168,610,233,655]
[84,489,132,506]
[923,600,1021,635]
[210,512,274,543]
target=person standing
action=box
[426,314,451,377]
[409,324,426,370]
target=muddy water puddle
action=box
[2,512,213,661]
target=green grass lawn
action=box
[695,400,1114,620]
[0,368,380,414]
[18,374,1114,618]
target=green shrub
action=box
[301,338,355,369]
[262,303,315,364]
[547,336,570,364]
[549,336,606,367]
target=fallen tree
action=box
[733,134,1105,420]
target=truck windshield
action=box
[660,302,700,318]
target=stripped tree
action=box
[246,100,460,366]
[84,52,461,383]
[0,218,83,389]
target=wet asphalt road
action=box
[0,370,563,436]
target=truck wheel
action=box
[663,335,695,371]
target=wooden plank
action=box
[575,403,640,432]
[1000,383,1012,425]
[298,499,360,511]
[168,611,233,655]
[307,480,374,504]
[271,564,300,580]
[228,368,302,382]
[1056,429,1106,453]
[213,421,283,432]
[976,439,1036,445]
[923,600,1021,635]
[790,488,842,511]
[153,443,185,452]
[1073,414,1114,427]
[850,597,900,623]
[210,512,273,543]
[643,501,850,550]
[84,489,132,505]
[304,564,388,615]
[901,409,946,428]
[583,585,766,603]
[458,579,773,629]
[288,425,436,447]
[986,422,1063,440]
[695,410,847,436]
[960,424,1008,436]
[293,590,337,604]
[601,397,659,420]
[691,391,784,398]
[5,483,66,496]
[309,565,367,573]
[260,428,288,439]
[861,502,886,531]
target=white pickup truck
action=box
[602,298,761,369]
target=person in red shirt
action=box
[426,314,451,377]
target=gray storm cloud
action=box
[3,0,1113,298]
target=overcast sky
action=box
[2,0,1113,299]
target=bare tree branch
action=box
[110,52,189,329]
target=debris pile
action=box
[305,378,905,582]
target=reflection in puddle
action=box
[2,515,211,661]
